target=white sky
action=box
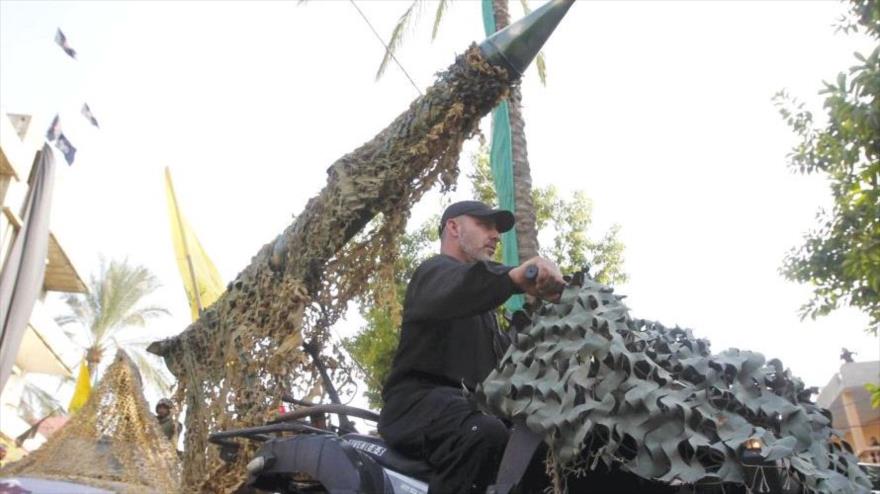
[1,0,878,410]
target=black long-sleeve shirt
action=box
[380,255,520,423]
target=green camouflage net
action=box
[477,275,871,493]
[150,45,512,492]
[0,351,180,493]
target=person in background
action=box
[154,398,180,442]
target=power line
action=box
[347,0,423,97]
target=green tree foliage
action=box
[774,0,879,335]
[346,148,626,409]
[469,145,627,285]
[866,383,880,408]
[56,257,173,394]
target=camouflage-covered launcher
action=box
[148,2,574,491]
[476,274,872,493]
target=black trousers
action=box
[380,386,509,493]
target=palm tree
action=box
[376,0,543,261]
[56,258,172,393]
[18,379,65,422]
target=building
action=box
[817,360,880,464]
[0,111,88,458]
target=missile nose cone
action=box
[479,0,575,78]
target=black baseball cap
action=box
[439,200,515,235]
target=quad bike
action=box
[209,267,787,494]
[210,400,430,494]
[209,265,554,494]
[208,399,732,494]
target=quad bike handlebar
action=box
[269,403,379,425]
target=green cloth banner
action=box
[482,0,523,312]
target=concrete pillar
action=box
[841,389,868,455]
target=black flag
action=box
[81,103,99,128]
[55,134,77,166]
[45,114,61,142]
[54,29,77,59]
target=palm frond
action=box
[20,381,64,418]
[110,335,173,394]
[112,332,161,346]
[536,51,547,86]
[431,0,449,41]
[376,0,422,81]
[127,345,174,395]
[98,260,160,334]
[57,294,90,326]
[60,325,83,344]
[514,0,547,86]
[58,257,169,349]
[119,306,172,328]
[54,314,80,327]
[108,335,123,350]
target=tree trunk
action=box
[85,344,102,384]
[493,0,540,262]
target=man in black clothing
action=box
[379,200,565,493]
[155,398,180,442]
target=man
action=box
[378,200,565,493]
[154,398,179,442]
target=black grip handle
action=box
[524,264,539,283]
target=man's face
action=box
[453,215,500,262]
[156,405,170,418]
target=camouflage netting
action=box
[0,351,180,493]
[477,275,872,493]
[150,45,512,492]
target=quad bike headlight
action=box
[744,438,763,452]
[247,456,267,474]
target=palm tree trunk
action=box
[492,0,540,262]
[85,345,103,385]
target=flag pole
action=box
[165,167,203,315]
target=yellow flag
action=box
[164,167,225,321]
[68,361,91,413]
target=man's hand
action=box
[509,257,566,303]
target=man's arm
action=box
[403,256,518,322]
[404,256,566,322]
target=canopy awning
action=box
[2,207,87,294]
[13,298,79,377]
[15,324,73,376]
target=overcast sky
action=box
[1,0,877,409]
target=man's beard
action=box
[461,237,493,262]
